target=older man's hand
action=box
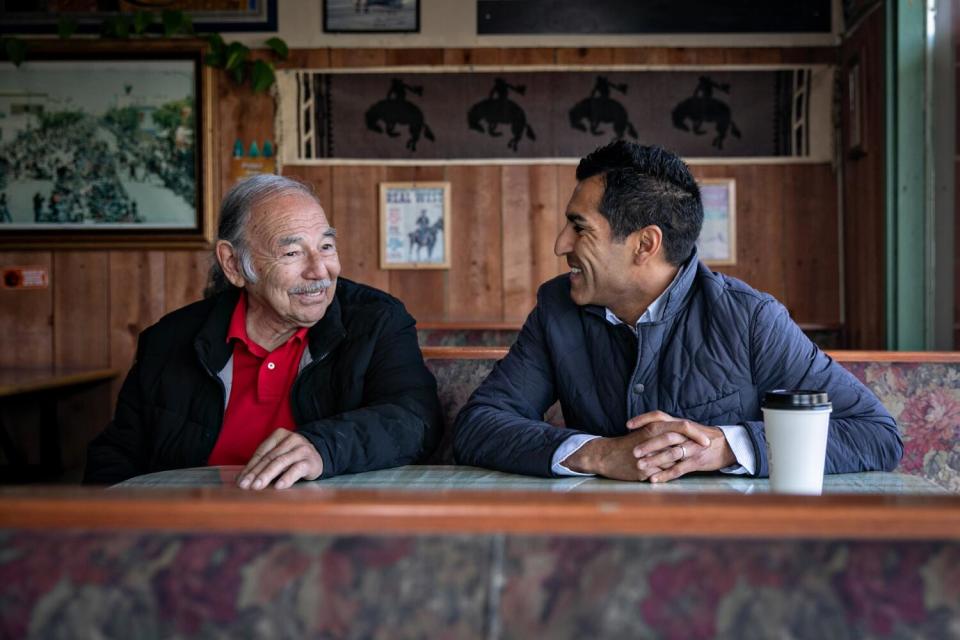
[626,411,735,483]
[237,428,323,490]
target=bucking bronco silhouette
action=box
[467,78,536,152]
[409,212,444,261]
[671,76,742,149]
[568,76,638,140]
[365,79,435,151]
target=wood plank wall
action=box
[0,46,843,393]
[841,6,886,349]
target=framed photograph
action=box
[0,1,277,34]
[324,0,420,33]
[379,182,450,269]
[845,57,866,159]
[0,41,217,249]
[696,178,736,266]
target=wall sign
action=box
[379,182,450,270]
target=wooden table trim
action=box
[2,489,958,539]
[0,367,121,397]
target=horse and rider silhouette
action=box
[671,76,742,149]
[569,76,638,140]
[409,210,444,262]
[468,78,536,152]
[365,79,435,151]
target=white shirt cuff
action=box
[716,424,756,476]
[552,434,602,476]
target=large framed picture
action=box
[324,0,420,33]
[0,41,217,249]
[696,178,737,266]
[379,181,450,269]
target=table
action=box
[0,366,119,481]
[3,466,959,638]
[117,464,947,495]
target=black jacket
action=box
[84,279,442,484]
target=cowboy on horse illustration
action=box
[365,78,436,151]
[568,75,638,139]
[467,77,536,152]
[671,75,742,149]
[409,210,444,262]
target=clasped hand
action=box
[236,428,324,490]
[565,411,735,482]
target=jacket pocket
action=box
[677,389,742,426]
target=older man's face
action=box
[244,193,340,332]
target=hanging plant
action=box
[204,34,289,93]
[1,10,288,93]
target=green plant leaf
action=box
[132,11,153,35]
[57,17,78,39]
[101,16,131,39]
[264,37,289,60]
[204,51,224,68]
[161,10,192,36]
[251,59,276,93]
[4,38,27,66]
[225,42,250,71]
[205,33,225,52]
[231,63,246,85]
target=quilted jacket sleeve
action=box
[298,305,442,478]
[453,303,594,477]
[741,299,903,477]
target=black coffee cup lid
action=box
[762,389,831,410]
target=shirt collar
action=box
[604,258,689,333]
[226,291,308,357]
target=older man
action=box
[455,141,902,481]
[85,175,442,488]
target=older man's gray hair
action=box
[206,174,322,296]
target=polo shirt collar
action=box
[225,291,308,358]
[195,284,346,375]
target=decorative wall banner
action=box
[276,66,833,164]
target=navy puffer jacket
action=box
[454,256,903,478]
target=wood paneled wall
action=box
[0,46,843,390]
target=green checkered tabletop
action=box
[114,465,948,494]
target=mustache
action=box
[288,279,333,294]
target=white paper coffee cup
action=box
[761,390,832,495]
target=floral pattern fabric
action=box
[2,532,958,639]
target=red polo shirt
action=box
[207,293,310,465]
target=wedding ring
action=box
[679,445,687,460]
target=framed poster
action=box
[696,178,736,266]
[324,0,420,33]
[0,1,277,34]
[379,182,450,269]
[0,41,217,249]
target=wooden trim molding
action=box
[828,351,960,362]
[1,488,958,539]
[421,346,509,360]
[422,346,960,363]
